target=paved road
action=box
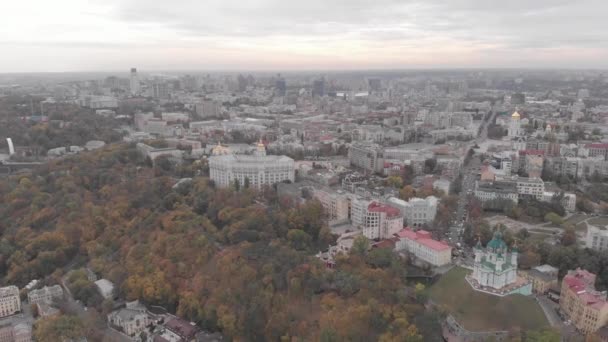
[447,107,498,244]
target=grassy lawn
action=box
[429,267,549,332]
[565,213,588,225]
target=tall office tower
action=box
[275,74,286,97]
[368,78,381,93]
[312,79,325,97]
[152,82,169,99]
[237,74,247,92]
[130,68,140,95]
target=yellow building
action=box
[523,268,558,295]
[560,268,608,335]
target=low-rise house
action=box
[36,302,60,318]
[27,285,63,305]
[522,267,558,295]
[108,308,151,337]
[164,317,199,342]
[94,279,115,300]
[395,228,452,267]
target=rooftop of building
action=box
[110,308,147,322]
[165,317,198,339]
[563,268,608,310]
[476,180,517,192]
[519,149,545,156]
[526,269,557,282]
[396,228,451,252]
[368,202,401,217]
[585,143,608,149]
[209,154,294,163]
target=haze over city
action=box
[4,1,608,341]
[2,0,608,72]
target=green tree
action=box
[386,176,403,189]
[351,236,370,256]
[287,229,312,251]
[544,212,564,226]
[34,315,84,342]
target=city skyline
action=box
[2,0,608,72]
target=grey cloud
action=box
[109,0,608,50]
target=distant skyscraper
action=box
[181,75,197,91]
[368,78,381,93]
[152,82,169,99]
[237,74,247,92]
[275,74,286,97]
[312,79,325,97]
[129,68,140,95]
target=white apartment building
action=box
[386,196,438,227]
[209,143,295,189]
[27,285,63,305]
[129,67,140,95]
[586,225,608,252]
[474,180,519,204]
[395,228,452,267]
[0,286,20,318]
[349,196,373,228]
[313,189,349,222]
[363,202,403,240]
[348,142,383,173]
[196,100,222,118]
[515,177,545,200]
[542,191,576,212]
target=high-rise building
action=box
[152,82,169,99]
[129,68,140,95]
[348,142,383,174]
[275,75,286,97]
[237,74,248,92]
[368,78,381,93]
[195,100,222,118]
[312,79,325,97]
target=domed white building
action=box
[466,232,532,296]
[508,111,523,138]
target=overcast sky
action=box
[2,0,607,72]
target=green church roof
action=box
[486,231,507,251]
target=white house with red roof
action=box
[395,228,452,267]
